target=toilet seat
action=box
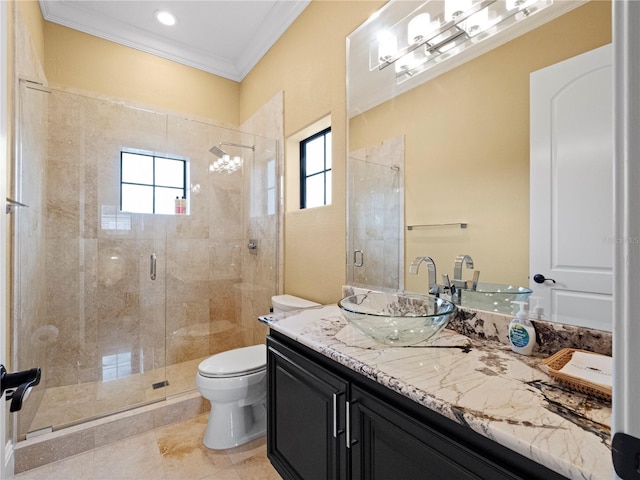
[198,344,266,378]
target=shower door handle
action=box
[354,250,364,267]
[150,254,157,281]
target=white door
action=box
[529,44,613,330]
[0,1,13,478]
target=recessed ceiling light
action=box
[154,10,177,26]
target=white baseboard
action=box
[2,440,14,480]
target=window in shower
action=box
[120,150,187,214]
[300,127,331,209]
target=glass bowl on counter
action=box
[338,292,456,346]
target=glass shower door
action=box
[13,85,170,438]
[346,141,404,292]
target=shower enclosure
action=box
[11,81,279,439]
[346,135,404,291]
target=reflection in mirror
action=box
[346,1,611,298]
[347,135,404,291]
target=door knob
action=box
[533,274,556,284]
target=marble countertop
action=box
[260,305,612,480]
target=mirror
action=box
[346,0,611,295]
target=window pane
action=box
[156,187,184,215]
[121,184,153,213]
[325,131,332,169]
[155,157,185,188]
[267,188,276,216]
[122,153,153,185]
[305,174,325,208]
[325,171,332,206]
[305,136,325,175]
[267,160,276,188]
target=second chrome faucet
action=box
[409,256,440,296]
[410,254,480,302]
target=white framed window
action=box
[120,150,187,215]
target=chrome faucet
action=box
[453,254,474,289]
[409,256,439,296]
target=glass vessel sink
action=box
[458,282,533,314]
[338,292,456,346]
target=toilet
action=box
[196,294,319,450]
[272,294,320,313]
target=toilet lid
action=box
[198,344,266,378]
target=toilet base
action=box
[203,402,266,450]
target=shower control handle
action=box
[150,254,157,281]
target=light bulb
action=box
[445,0,472,21]
[466,8,490,35]
[407,13,432,44]
[396,52,415,73]
[378,32,397,62]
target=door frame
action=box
[613,1,640,476]
[1,0,14,478]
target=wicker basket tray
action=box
[542,348,612,401]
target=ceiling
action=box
[39,0,310,82]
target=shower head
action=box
[209,145,228,159]
[220,142,255,151]
[209,142,254,158]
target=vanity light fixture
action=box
[374,0,553,84]
[154,9,177,26]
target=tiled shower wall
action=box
[240,91,284,345]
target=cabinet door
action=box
[350,385,519,480]
[267,337,348,480]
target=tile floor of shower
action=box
[28,356,209,433]
[17,355,281,479]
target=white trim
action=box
[39,0,310,82]
[0,0,13,477]
[2,441,13,480]
[613,3,640,477]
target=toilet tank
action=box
[272,294,320,313]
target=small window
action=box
[300,127,331,209]
[120,151,187,215]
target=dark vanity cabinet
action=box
[267,335,348,479]
[267,332,567,480]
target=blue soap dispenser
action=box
[508,301,536,355]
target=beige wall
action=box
[43,22,240,126]
[241,1,385,304]
[350,1,611,290]
[17,1,45,68]
[11,0,611,311]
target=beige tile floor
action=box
[15,414,282,480]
